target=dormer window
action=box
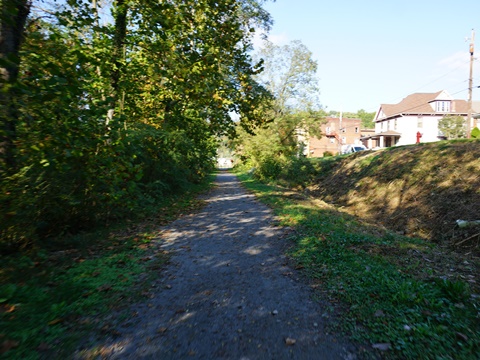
[435,101,451,112]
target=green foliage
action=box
[0,174,212,358]
[330,109,376,128]
[237,171,480,360]
[438,115,467,139]
[471,126,480,139]
[0,232,165,358]
[235,39,325,181]
[0,0,271,251]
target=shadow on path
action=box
[79,172,358,359]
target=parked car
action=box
[342,144,367,154]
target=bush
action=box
[471,127,480,139]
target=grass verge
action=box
[0,174,215,359]
[236,171,479,360]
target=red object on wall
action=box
[416,131,422,144]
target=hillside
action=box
[307,140,480,255]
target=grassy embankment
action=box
[0,176,214,359]
[236,140,480,359]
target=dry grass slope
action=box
[308,140,480,255]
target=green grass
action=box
[237,171,480,359]
[0,174,215,359]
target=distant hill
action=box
[307,140,480,254]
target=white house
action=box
[364,90,478,148]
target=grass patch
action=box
[236,171,480,359]
[0,174,215,359]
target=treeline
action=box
[0,0,272,251]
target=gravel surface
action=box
[86,172,359,359]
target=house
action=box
[365,90,478,148]
[306,117,364,157]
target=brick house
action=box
[306,117,364,157]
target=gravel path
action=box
[92,172,358,359]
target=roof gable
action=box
[377,90,468,119]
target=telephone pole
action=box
[467,29,475,138]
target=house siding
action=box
[373,90,474,148]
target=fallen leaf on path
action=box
[0,339,19,355]
[48,318,63,326]
[285,338,296,346]
[157,327,168,334]
[96,284,112,292]
[0,304,16,313]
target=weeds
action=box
[0,175,214,359]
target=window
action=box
[436,101,450,112]
[326,126,331,134]
[394,119,398,130]
[387,121,390,131]
[417,117,423,128]
[355,127,359,133]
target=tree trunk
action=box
[0,0,31,172]
[111,0,127,102]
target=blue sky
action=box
[258,0,480,113]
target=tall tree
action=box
[256,39,320,115]
[235,39,324,177]
[0,0,31,171]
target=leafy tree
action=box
[356,109,375,128]
[438,116,466,139]
[331,109,375,128]
[0,0,275,251]
[235,39,324,179]
[256,39,320,114]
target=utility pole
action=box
[467,29,475,138]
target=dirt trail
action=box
[82,172,359,359]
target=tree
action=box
[1,0,276,249]
[331,109,375,128]
[256,39,320,115]
[235,39,324,179]
[356,109,375,128]
[0,0,32,171]
[438,116,466,139]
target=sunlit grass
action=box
[236,170,480,359]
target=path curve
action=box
[90,172,358,359]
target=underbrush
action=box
[237,155,317,188]
[237,171,480,359]
[0,175,214,359]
